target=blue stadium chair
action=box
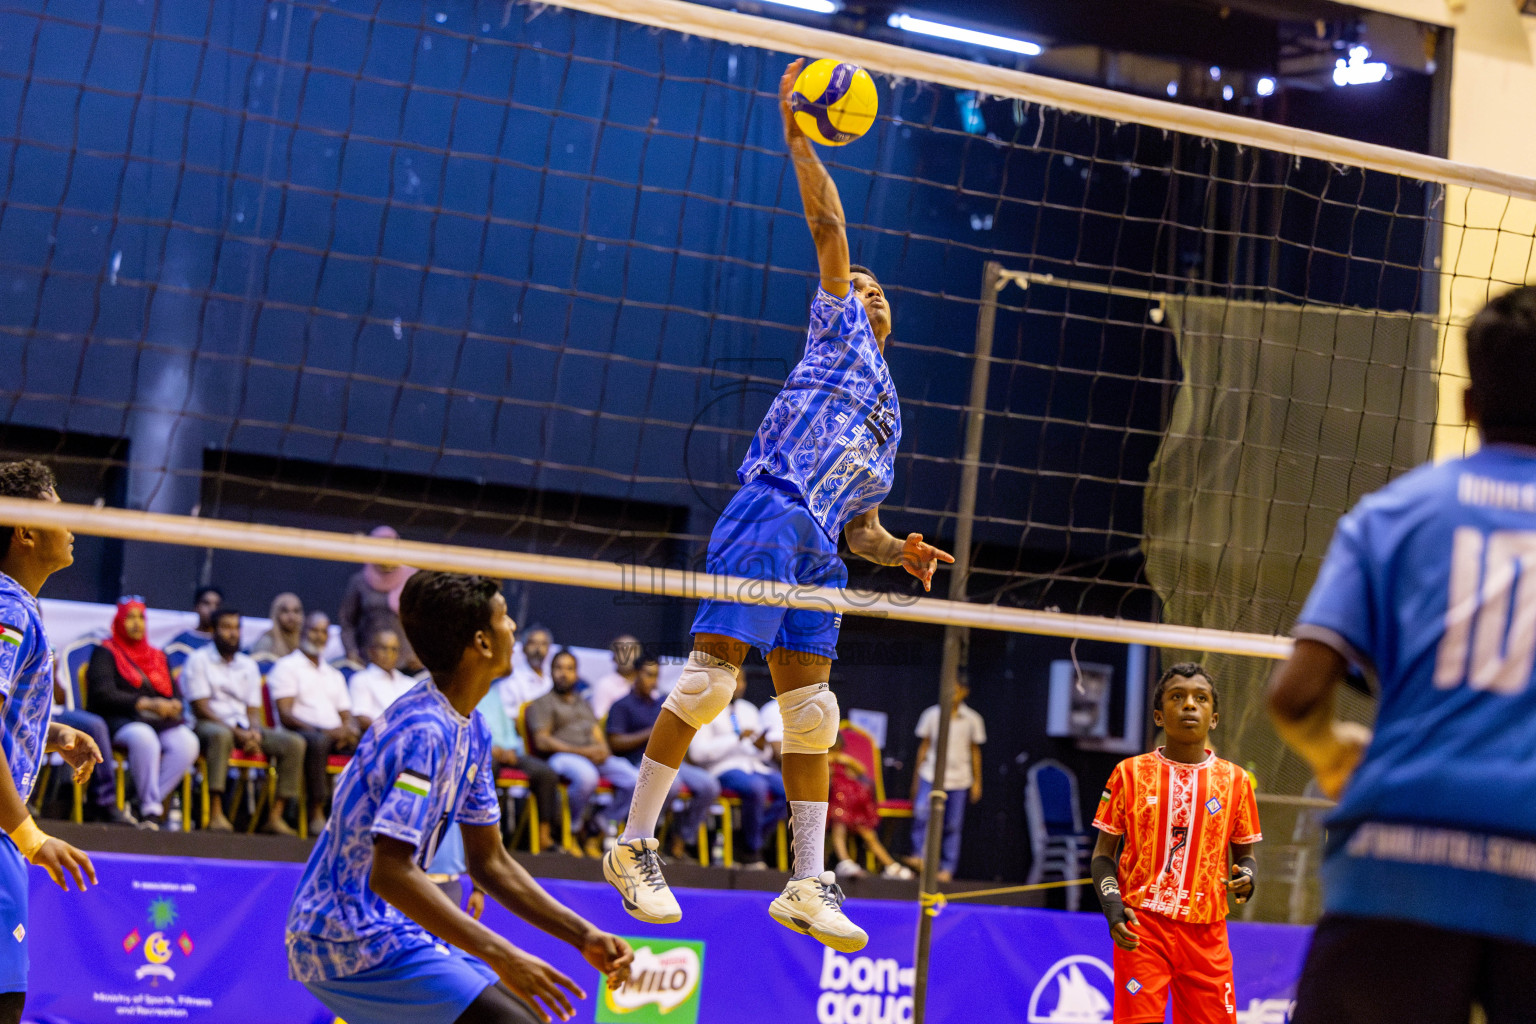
[1024,759,1091,911]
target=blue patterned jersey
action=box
[1296,444,1536,943]
[739,287,901,539]
[286,680,500,981]
[0,572,54,803]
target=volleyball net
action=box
[3,0,1536,801]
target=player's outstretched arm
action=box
[1091,830,1137,950]
[844,507,955,592]
[462,823,634,989]
[779,58,852,297]
[370,835,589,1023]
[0,714,93,891]
[1266,638,1372,799]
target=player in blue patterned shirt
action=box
[287,572,631,1024]
[1270,286,1536,1024]
[603,59,953,953]
[0,461,103,1024]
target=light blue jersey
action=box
[286,680,499,982]
[739,287,900,539]
[0,573,54,803]
[1296,444,1536,944]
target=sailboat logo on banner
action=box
[1027,955,1114,1023]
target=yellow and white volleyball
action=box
[790,59,878,146]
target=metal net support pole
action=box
[912,260,1000,1022]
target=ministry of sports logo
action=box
[121,897,193,986]
[1027,955,1114,1022]
[597,938,704,1024]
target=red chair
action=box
[839,720,910,870]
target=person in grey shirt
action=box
[526,649,638,855]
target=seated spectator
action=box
[908,675,986,884]
[251,592,303,659]
[269,611,360,833]
[50,674,133,825]
[182,608,303,835]
[507,624,553,708]
[86,598,199,829]
[169,586,223,654]
[587,634,639,719]
[606,654,720,861]
[348,629,418,730]
[337,526,421,672]
[526,649,638,856]
[688,674,787,869]
[828,730,911,880]
[475,675,561,853]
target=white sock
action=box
[620,756,677,844]
[789,801,829,880]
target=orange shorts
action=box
[1112,909,1235,1024]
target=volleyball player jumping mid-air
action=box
[603,58,953,954]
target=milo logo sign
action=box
[597,939,704,1024]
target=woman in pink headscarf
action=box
[336,526,421,673]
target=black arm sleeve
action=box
[1234,854,1258,903]
[1091,854,1125,926]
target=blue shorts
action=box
[0,839,27,992]
[691,478,847,660]
[304,942,496,1024]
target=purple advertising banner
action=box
[24,852,1310,1023]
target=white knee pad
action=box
[661,651,738,730]
[779,683,840,756]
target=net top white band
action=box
[543,0,1536,202]
[0,497,1293,660]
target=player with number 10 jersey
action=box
[1272,285,1536,1024]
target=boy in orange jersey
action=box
[1090,663,1261,1024]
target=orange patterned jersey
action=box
[1092,748,1262,924]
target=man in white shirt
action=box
[504,625,553,712]
[268,611,360,833]
[347,628,418,729]
[908,676,986,883]
[689,675,786,869]
[586,634,639,719]
[758,697,783,766]
[182,608,303,835]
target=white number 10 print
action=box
[1434,527,1536,694]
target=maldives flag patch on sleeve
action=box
[0,625,21,647]
[393,771,431,798]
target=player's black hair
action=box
[1152,662,1219,715]
[1466,285,1536,441]
[193,585,223,604]
[0,460,58,561]
[399,572,502,676]
[849,263,878,286]
[634,653,660,674]
[210,607,241,627]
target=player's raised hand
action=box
[779,58,807,141]
[900,533,955,592]
[1226,863,1255,903]
[491,948,584,1023]
[1109,905,1139,951]
[581,930,635,990]
[1314,720,1372,799]
[34,837,95,892]
[52,725,102,784]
